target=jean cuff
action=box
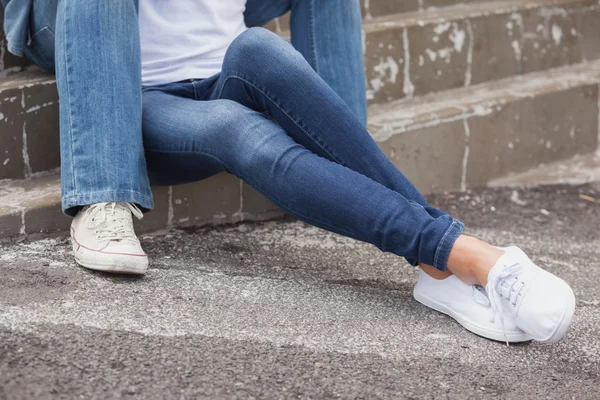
[432,218,465,272]
[405,257,419,267]
[62,190,154,217]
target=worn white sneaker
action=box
[486,246,575,343]
[414,269,532,343]
[70,202,148,274]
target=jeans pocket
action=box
[24,27,56,72]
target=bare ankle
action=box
[447,235,504,286]
[419,263,452,280]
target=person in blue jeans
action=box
[2,0,575,344]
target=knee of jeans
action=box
[224,27,302,74]
[227,28,279,58]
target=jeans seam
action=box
[64,189,153,201]
[217,72,344,166]
[192,80,199,100]
[63,0,78,199]
[433,219,457,269]
[308,0,319,74]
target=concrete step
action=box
[369,59,600,193]
[489,152,600,187]
[2,60,599,238]
[363,0,600,104]
[0,71,58,180]
[0,173,283,239]
[268,0,600,105]
[5,0,599,98]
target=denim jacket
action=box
[1,0,33,56]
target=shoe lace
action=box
[83,202,143,244]
[487,262,526,346]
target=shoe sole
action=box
[72,238,148,275]
[413,289,532,343]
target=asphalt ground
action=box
[1,183,599,399]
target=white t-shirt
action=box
[139,0,247,86]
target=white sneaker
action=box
[414,269,532,343]
[70,202,148,275]
[486,246,576,343]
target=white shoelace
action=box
[487,262,526,345]
[83,202,143,244]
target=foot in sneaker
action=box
[70,202,148,275]
[486,246,576,343]
[414,269,532,343]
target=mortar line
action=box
[167,186,174,227]
[22,121,33,179]
[0,36,5,78]
[597,84,600,155]
[19,209,26,235]
[238,179,244,221]
[402,27,415,98]
[461,119,471,192]
[274,18,282,34]
[364,0,372,19]
[465,19,474,87]
[372,106,494,142]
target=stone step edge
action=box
[0,174,285,239]
[367,59,600,142]
[3,59,600,239]
[0,70,55,91]
[5,58,599,135]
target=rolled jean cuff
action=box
[62,190,154,217]
[432,218,465,272]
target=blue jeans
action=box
[142,28,464,270]
[22,1,464,270]
[23,0,366,216]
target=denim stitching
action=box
[192,80,199,100]
[433,219,458,269]
[62,0,78,198]
[217,73,344,166]
[308,0,319,73]
[64,190,153,201]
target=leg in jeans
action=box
[244,4,449,271]
[142,90,462,271]
[24,0,152,216]
[142,28,577,343]
[244,4,445,222]
[244,0,367,126]
[215,28,451,266]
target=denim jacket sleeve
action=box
[1,0,34,56]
